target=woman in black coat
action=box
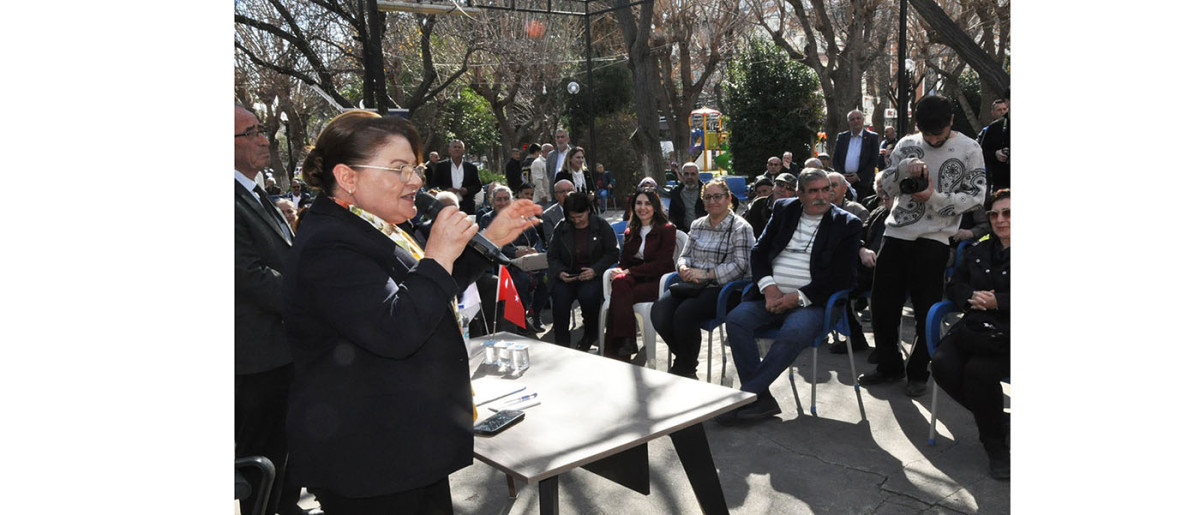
[546,191,619,350]
[930,188,1011,480]
[282,111,542,513]
[552,146,597,211]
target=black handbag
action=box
[943,318,1009,355]
[669,281,712,298]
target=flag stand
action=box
[490,264,501,338]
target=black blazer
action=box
[747,198,863,307]
[282,195,493,497]
[235,181,293,375]
[948,234,1010,334]
[430,159,483,214]
[546,212,619,280]
[833,129,880,195]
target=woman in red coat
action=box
[604,189,676,360]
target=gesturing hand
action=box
[480,199,543,247]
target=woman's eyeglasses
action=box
[351,164,426,182]
[986,208,1010,219]
[702,192,728,202]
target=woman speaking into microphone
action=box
[282,110,541,513]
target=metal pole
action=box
[897,0,908,134]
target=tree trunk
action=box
[908,0,1008,95]
[614,0,664,183]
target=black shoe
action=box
[853,297,869,312]
[668,367,699,380]
[735,394,782,422]
[904,379,928,397]
[858,370,904,386]
[830,339,870,354]
[617,337,639,357]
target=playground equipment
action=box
[689,107,728,173]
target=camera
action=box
[899,176,928,194]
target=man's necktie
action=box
[254,186,293,243]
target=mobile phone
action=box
[473,409,525,436]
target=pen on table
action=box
[502,393,538,406]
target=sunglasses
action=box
[986,208,1011,219]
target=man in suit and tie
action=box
[431,139,483,214]
[717,168,862,424]
[832,109,880,203]
[234,106,308,514]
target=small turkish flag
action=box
[497,266,527,329]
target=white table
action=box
[471,333,755,514]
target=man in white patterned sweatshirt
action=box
[857,94,986,397]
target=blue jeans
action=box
[725,299,825,395]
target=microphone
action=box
[414,192,512,265]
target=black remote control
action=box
[473,409,525,436]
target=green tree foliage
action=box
[563,63,634,142]
[435,88,500,171]
[724,38,824,177]
[589,112,641,204]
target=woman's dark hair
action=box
[992,188,1010,203]
[301,110,424,196]
[626,190,668,236]
[563,190,591,214]
[560,146,587,174]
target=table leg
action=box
[669,423,730,515]
[506,474,518,499]
[538,475,559,515]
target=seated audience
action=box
[717,168,862,424]
[650,178,754,379]
[745,173,797,239]
[603,189,676,360]
[931,188,1011,480]
[546,192,619,350]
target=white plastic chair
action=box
[597,230,688,369]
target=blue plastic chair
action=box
[610,220,628,252]
[698,171,714,183]
[945,239,970,282]
[724,176,748,202]
[662,273,751,383]
[747,288,864,419]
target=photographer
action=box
[857,94,986,398]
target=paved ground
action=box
[286,205,1012,514]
